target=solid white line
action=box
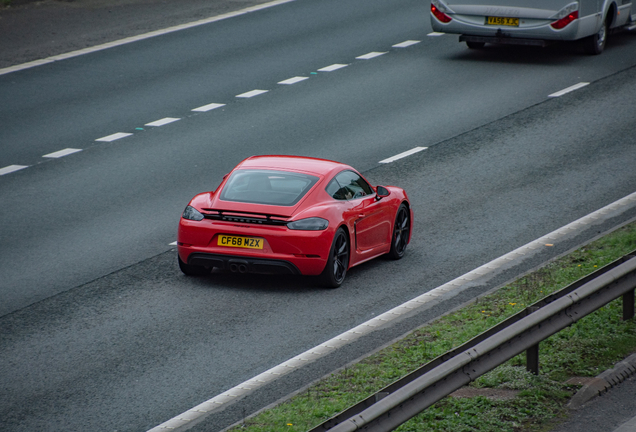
[379,147,428,163]
[0,165,29,176]
[318,64,348,72]
[95,132,133,142]
[0,0,299,76]
[236,89,269,98]
[549,82,590,97]
[356,52,387,60]
[278,76,309,85]
[393,40,421,48]
[43,148,82,158]
[145,117,181,127]
[427,32,445,36]
[148,189,636,432]
[192,103,226,112]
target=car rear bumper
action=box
[460,34,550,46]
[430,12,588,41]
[187,252,302,275]
[177,218,333,276]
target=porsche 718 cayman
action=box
[177,155,412,287]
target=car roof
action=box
[236,155,351,176]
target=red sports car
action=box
[177,155,412,287]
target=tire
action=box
[320,228,349,288]
[178,255,209,276]
[584,19,607,55]
[388,204,410,260]
[466,41,485,49]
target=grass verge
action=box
[230,221,636,432]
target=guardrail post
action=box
[525,306,540,375]
[526,344,539,375]
[624,289,635,321]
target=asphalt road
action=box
[1,0,636,431]
[554,376,636,432]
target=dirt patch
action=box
[450,387,520,401]
[565,377,596,386]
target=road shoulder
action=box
[0,0,275,68]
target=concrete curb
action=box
[568,353,636,409]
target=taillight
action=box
[431,4,452,23]
[551,11,578,29]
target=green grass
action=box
[231,222,636,432]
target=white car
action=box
[430,0,636,54]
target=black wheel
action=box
[320,228,349,288]
[178,255,209,276]
[388,204,410,260]
[466,41,485,49]
[584,19,607,55]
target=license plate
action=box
[486,16,519,26]
[217,235,264,249]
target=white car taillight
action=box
[551,2,579,29]
[431,0,452,23]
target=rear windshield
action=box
[219,169,319,206]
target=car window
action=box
[327,170,373,200]
[325,178,349,200]
[220,169,319,206]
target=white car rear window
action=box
[220,170,319,206]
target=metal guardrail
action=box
[311,251,636,432]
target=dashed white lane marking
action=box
[379,146,428,163]
[549,82,590,97]
[278,76,309,85]
[43,148,82,158]
[1,35,425,176]
[0,0,299,76]
[236,89,269,98]
[192,103,226,112]
[169,241,178,246]
[393,40,421,47]
[145,117,181,127]
[0,165,29,176]
[96,132,133,142]
[427,32,445,36]
[318,63,348,72]
[148,190,636,432]
[356,51,387,59]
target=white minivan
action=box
[430,0,635,54]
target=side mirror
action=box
[375,185,390,201]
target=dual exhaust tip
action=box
[228,260,248,274]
